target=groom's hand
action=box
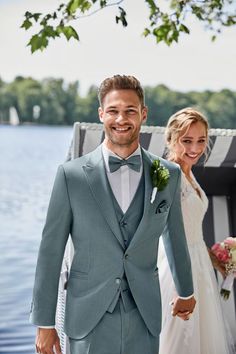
[36,328,62,354]
[171,296,196,321]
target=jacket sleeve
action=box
[30,165,72,326]
[162,168,194,297]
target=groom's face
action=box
[98,89,147,153]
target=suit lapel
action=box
[83,146,125,249]
[128,149,165,249]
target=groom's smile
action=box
[112,126,132,134]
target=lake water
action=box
[0,125,73,354]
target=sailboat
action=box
[9,107,20,126]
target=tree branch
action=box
[73,0,124,20]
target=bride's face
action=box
[173,121,207,169]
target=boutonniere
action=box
[150,159,170,203]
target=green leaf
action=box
[57,3,65,11]
[171,30,179,42]
[33,13,42,22]
[191,5,204,20]
[225,16,236,26]
[143,28,151,37]
[116,7,128,27]
[153,25,170,41]
[21,19,32,30]
[145,0,158,13]
[40,16,51,27]
[28,34,48,53]
[24,11,32,18]
[179,23,190,34]
[67,0,80,15]
[44,26,59,39]
[67,0,91,15]
[58,25,79,41]
[100,0,107,7]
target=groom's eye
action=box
[126,109,136,115]
[107,109,117,115]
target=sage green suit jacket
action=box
[30,146,193,339]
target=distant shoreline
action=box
[0,121,73,127]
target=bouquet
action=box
[211,237,236,300]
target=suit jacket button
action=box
[120,221,127,226]
[115,278,121,284]
[125,254,129,259]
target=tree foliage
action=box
[0,76,236,129]
[21,0,236,53]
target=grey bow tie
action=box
[108,155,141,173]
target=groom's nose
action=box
[115,111,127,123]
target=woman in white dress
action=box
[158,108,234,354]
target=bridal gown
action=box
[158,172,233,354]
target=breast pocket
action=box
[69,269,89,279]
[153,206,169,227]
[155,200,170,215]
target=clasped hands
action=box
[171,296,196,321]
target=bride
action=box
[158,107,234,354]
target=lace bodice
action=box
[181,172,208,246]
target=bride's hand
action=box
[171,296,196,321]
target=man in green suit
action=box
[31,75,196,354]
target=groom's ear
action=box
[98,107,104,123]
[142,106,148,124]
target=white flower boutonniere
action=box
[150,159,170,204]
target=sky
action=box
[0,0,236,96]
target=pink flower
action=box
[224,237,236,248]
[211,243,230,263]
[212,243,222,252]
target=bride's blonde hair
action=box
[165,107,210,162]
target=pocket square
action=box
[156,200,169,214]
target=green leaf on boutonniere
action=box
[150,159,170,203]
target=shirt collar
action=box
[102,143,142,173]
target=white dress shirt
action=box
[102,143,143,213]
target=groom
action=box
[30,75,196,354]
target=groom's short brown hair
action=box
[98,75,145,108]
